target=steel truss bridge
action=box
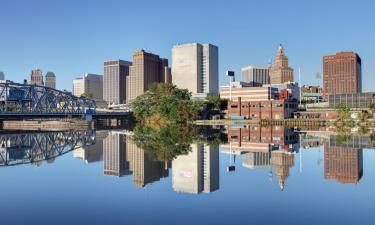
[0,82,96,119]
[0,130,96,166]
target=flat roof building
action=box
[126,49,170,103]
[323,52,362,97]
[104,60,131,105]
[172,43,218,97]
[241,66,270,86]
[72,73,103,100]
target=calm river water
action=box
[0,126,374,225]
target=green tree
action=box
[206,95,228,111]
[132,83,201,123]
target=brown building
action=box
[126,136,169,188]
[29,69,44,86]
[126,49,171,103]
[221,126,298,153]
[323,52,362,97]
[227,97,298,120]
[270,45,294,84]
[324,143,363,184]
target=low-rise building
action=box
[220,82,278,101]
[227,97,298,120]
[301,85,322,102]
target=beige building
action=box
[126,49,171,103]
[220,82,278,102]
[172,144,219,194]
[270,45,294,84]
[72,73,103,100]
[172,43,218,97]
[29,69,44,86]
[241,66,270,85]
[45,72,56,89]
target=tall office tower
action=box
[73,132,106,164]
[103,132,131,177]
[0,71,5,80]
[72,73,103,100]
[29,69,44,86]
[172,43,219,97]
[324,143,363,184]
[126,136,169,187]
[241,66,270,86]
[172,144,219,194]
[322,52,362,97]
[126,49,171,103]
[270,44,294,84]
[103,60,131,105]
[271,150,295,190]
[44,71,56,89]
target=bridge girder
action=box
[0,82,96,116]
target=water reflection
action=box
[0,130,96,166]
[1,125,374,193]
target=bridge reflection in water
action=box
[0,130,96,166]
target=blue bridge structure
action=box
[0,82,131,119]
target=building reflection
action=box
[74,131,107,164]
[172,144,219,194]
[102,132,169,187]
[126,136,169,188]
[324,142,363,184]
[222,126,298,190]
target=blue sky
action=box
[0,0,374,91]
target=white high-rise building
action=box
[172,144,219,194]
[72,73,103,100]
[172,43,218,98]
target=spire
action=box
[277,44,284,55]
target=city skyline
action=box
[1,0,374,92]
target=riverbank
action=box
[1,119,94,131]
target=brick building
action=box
[323,52,362,98]
[227,97,298,120]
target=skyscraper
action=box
[241,66,270,86]
[45,71,56,89]
[172,144,219,194]
[322,52,362,97]
[72,73,103,100]
[172,43,219,97]
[103,60,131,105]
[29,69,44,86]
[270,44,294,84]
[126,49,171,103]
